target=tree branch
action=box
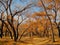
[13,3,32,17]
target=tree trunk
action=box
[57,25,60,37]
[58,29,60,37]
[0,29,2,38]
[0,21,3,38]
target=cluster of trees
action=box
[0,0,60,42]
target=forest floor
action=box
[0,36,60,45]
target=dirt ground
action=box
[0,36,60,45]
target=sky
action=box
[11,0,42,22]
[0,0,60,22]
[11,0,42,12]
[11,0,60,22]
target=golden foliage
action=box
[32,11,46,17]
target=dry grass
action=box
[0,36,60,45]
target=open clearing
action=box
[0,36,60,45]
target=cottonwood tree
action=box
[36,0,60,42]
[32,11,51,37]
[0,0,36,41]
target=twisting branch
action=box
[8,0,13,16]
[16,15,28,40]
[19,24,31,40]
[52,0,57,25]
[0,0,17,41]
[13,3,32,16]
[40,0,55,42]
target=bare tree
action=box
[0,0,35,41]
